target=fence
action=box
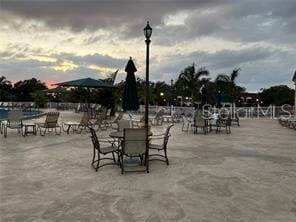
[2,102,294,118]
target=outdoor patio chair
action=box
[109,112,124,129]
[36,112,61,136]
[207,112,219,133]
[231,112,240,126]
[120,128,149,174]
[128,113,143,128]
[149,124,174,165]
[75,103,81,113]
[91,113,108,131]
[216,115,231,134]
[193,110,208,134]
[117,119,132,131]
[62,111,92,134]
[151,109,164,126]
[182,116,192,131]
[89,127,118,171]
[287,117,296,130]
[1,110,23,138]
[106,108,112,120]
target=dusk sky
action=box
[0,0,295,91]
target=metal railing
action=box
[2,102,294,119]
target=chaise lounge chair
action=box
[36,112,61,136]
[62,112,92,134]
[1,110,23,138]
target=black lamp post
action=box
[144,21,152,170]
[170,79,173,115]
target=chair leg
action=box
[112,152,116,163]
[40,128,46,136]
[91,148,96,166]
[121,153,124,174]
[117,150,120,165]
[145,154,149,173]
[4,125,7,138]
[55,126,61,135]
[164,148,169,165]
[95,153,100,172]
[140,155,143,165]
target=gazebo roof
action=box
[293,71,296,82]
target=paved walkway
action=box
[0,112,295,221]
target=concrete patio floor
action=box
[0,112,295,222]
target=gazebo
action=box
[293,71,296,113]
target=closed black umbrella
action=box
[122,57,139,111]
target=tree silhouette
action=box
[0,76,12,101]
[178,63,209,107]
[215,68,242,105]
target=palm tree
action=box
[215,68,241,84]
[215,68,241,107]
[178,64,209,107]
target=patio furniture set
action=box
[181,111,240,134]
[278,115,296,130]
[1,110,61,138]
[89,119,174,174]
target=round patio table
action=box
[109,130,153,139]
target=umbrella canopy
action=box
[122,57,139,111]
[55,77,114,88]
[42,86,69,104]
[55,77,114,107]
[42,86,69,94]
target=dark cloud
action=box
[1,0,296,91]
[0,50,128,82]
[54,53,127,68]
[151,46,295,91]
[2,0,295,42]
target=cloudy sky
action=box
[0,0,295,91]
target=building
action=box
[239,92,260,106]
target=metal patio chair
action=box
[89,127,118,171]
[149,124,174,165]
[120,128,149,174]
